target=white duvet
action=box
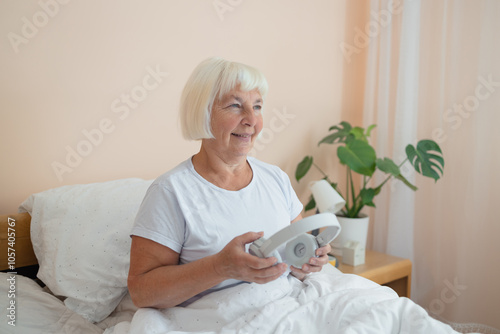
[0,266,471,334]
[105,266,462,334]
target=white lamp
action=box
[309,180,345,214]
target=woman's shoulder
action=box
[248,157,289,182]
[248,157,299,204]
[152,158,194,188]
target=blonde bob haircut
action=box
[180,57,269,140]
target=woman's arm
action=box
[127,232,287,309]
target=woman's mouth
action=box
[231,133,252,138]
[231,133,253,142]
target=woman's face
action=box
[207,85,264,159]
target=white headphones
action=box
[248,212,341,268]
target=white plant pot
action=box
[331,214,369,256]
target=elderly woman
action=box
[127,57,331,309]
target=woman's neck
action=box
[192,146,252,191]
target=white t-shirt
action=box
[131,156,303,302]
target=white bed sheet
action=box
[0,273,136,334]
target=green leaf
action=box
[305,195,316,211]
[328,121,352,132]
[350,127,365,141]
[337,139,376,176]
[349,124,376,142]
[365,124,377,138]
[376,158,400,176]
[295,156,313,182]
[406,140,444,181]
[318,121,352,146]
[360,188,376,207]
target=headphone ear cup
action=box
[284,234,318,268]
[249,238,283,264]
[269,250,282,264]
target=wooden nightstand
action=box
[335,250,412,298]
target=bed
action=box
[0,178,487,333]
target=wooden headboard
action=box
[0,213,38,271]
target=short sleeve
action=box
[289,183,303,220]
[131,182,185,253]
[279,168,303,221]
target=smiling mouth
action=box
[231,133,252,138]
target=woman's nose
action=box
[242,107,257,126]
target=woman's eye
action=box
[254,105,262,112]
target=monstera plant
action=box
[296,121,445,218]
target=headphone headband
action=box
[259,213,341,257]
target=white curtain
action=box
[362,0,500,330]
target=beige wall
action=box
[0,0,351,214]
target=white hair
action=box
[179,57,268,140]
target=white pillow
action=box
[19,178,153,323]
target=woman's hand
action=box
[289,243,331,281]
[213,232,288,284]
